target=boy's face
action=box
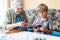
[38,10,47,19]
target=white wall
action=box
[23,0,60,9]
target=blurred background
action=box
[0,0,60,31]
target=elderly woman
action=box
[3,0,28,31]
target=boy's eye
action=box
[39,10,46,13]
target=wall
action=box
[23,0,60,9]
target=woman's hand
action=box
[17,21,28,28]
[21,22,28,28]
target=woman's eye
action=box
[17,8,19,10]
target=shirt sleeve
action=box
[32,18,41,27]
[3,9,11,30]
[48,19,53,30]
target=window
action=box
[0,0,7,26]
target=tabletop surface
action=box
[6,29,23,34]
[6,31,60,40]
[0,31,60,40]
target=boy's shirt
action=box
[32,15,53,30]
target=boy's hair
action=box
[36,3,48,12]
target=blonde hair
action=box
[36,3,48,12]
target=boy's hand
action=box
[40,27,52,34]
[42,28,52,34]
[34,27,40,32]
[40,27,44,31]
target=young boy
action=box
[32,3,60,36]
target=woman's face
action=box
[15,7,23,14]
[38,10,47,19]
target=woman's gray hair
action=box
[11,0,23,8]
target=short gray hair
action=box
[11,0,23,8]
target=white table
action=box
[0,31,60,40]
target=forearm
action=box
[6,23,18,30]
[5,21,23,30]
[43,28,52,34]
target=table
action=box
[6,31,60,40]
[0,30,60,40]
[6,29,23,34]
